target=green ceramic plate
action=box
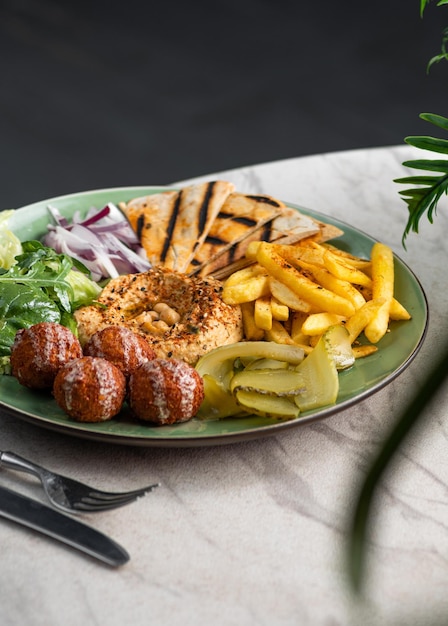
[0,187,428,447]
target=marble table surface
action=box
[1,145,448,626]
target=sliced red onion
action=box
[43,203,151,281]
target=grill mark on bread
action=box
[246,195,282,207]
[260,220,274,241]
[136,214,145,240]
[160,191,182,263]
[193,181,216,252]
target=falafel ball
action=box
[128,358,204,425]
[83,325,156,377]
[10,322,83,389]
[53,356,126,422]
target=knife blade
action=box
[0,484,129,566]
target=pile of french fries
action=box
[221,239,411,359]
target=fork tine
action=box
[85,483,160,502]
[72,495,146,512]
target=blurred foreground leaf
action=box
[348,343,448,592]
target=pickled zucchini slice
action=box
[230,368,305,396]
[322,324,355,370]
[294,329,339,412]
[197,374,242,420]
[195,341,305,383]
[195,341,305,420]
[235,389,300,419]
[244,358,289,370]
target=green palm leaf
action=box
[394,114,448,245]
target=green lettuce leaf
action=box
[0,240,101,361]
[0,210,22,269]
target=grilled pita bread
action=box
[188,193,322,276]
[121,182,343,279]
[120,181,234,272]
[187,193,284,274]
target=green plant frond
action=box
[399,170,448,243]
[405,134,448,153]
[400,158,448,173]
[419,112,448,130]
[428,54,448,72]
[399,186,438,206]
[408,194,445,239]
[398,188,430,199]
[421,0,448,16]
[394,175,442,186]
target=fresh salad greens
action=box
[0,240,101,369]
[0,210,22,269]
[0,200,149,376]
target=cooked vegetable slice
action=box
[195,341,305,384]
[322,324,355,370]
[244,358,289,370]
[197,375,242,420]
[294,330,339,412]
[230,368,305,396]
[234,389,300,419]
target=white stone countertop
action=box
[1,145,448,626]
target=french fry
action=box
[256,243,355,317]
[240,302,265,340]
[301,313,347,336]
[321,243,372,271]
[389,298,411,321]
[264,319,296,345]
[270,297,289,321]
[223,263,267,287]
[296,259,367,310]
[254,296,273,330]
[358,284,411,321]
[224,237,409,361]
[275,242,326,268]
[352,344,378,359]
[269,277,312,313]
[344,298,386,343]
[222,274,270,304]
[245,241,262,260]
[290,311,310,345]
[282,313,293,334]
[323,250,372,287]
[364,243,394,343]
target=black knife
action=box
[0,484,129,566]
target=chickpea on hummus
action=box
[74,266,243,366]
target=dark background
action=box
[1,0,447,209]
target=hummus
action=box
[74,267,243,365]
